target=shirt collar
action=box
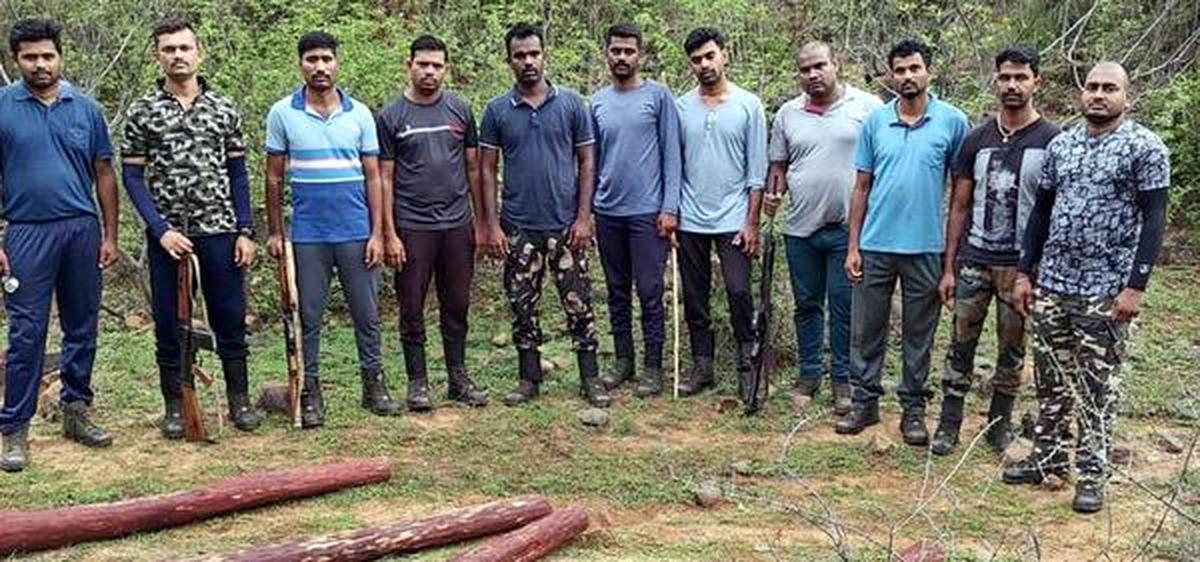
[509,80,559,108]
[888,92,940,127]
[14,79,74,102]
[155,76,211,99]
[291,86,354,113]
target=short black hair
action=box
[504,23,544,57]
[152,15,197,48]
[8,18,63,56]
[684,27,725,55]
[297,31,338,58]
[994,46,1040,76]
[409,34,447,61]
[605,23,642,48]
[887,39,932,69]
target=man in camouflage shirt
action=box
[121,17,260,439]
[1002,62,1170,514]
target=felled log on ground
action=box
[0,458,392,555]
[450,504,589,562]
[204,495,553,562]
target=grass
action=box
[0,263,1198,560]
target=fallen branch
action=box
[450,505,589,562]
[0,459,392,555]
[203,496,553,562]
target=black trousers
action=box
[677,231,754,359]
[395,223,474,369]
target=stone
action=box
[539,358,555,375]
[717,397,741,413]
[1153,431,1185,455]
[898,541,945,562]
[578,408,609,427]
[124,312,149,330]
[549,355,571,371]
[791,393,813,411]
[1039,473,1068,491]
[692,480,723,508]
[490,332,511,347]
[1001,443,1031,468]
[867,435,896,456]
[731,460,754,476]
[1111,446,1136,466]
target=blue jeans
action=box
[784,224,851,385]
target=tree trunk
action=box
[450,505,589,562]
[203,495,553,562]
[0,459,392,555]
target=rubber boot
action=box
[984,393,1016,453]
[504,349,542,406]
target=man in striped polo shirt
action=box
[265,31,398,429]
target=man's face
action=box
[993,60,1039,110]
[889,53,930,100]
[687,41,725,87]
[606,36,641,81]
[15,39,62,90]
[508,35,545,86]
[797,48,837,99]
[408,49,447,95]
[1081,66,1128,124]
[154,28,203,80]
[300,48,338,92]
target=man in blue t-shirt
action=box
[479,23,608,408]
[590,23,682,398]
[835,40,968,444]
[1,19,120,472]
[265,31,397,429]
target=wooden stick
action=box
[202,496,553,562]
[0,459,392,555]
[450,505,589,562]
[671,242,680,400]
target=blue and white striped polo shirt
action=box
[265,87,379,243]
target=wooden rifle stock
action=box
[277,241,303,428]
[178,254,207,441]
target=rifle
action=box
[276,239,304,428]
[744,220,777,416]
[178,252,208,441]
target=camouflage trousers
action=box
[1029,288,1128,484]
[942,263,1026,399]
[502,226,598,352]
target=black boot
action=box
[831,383,853,416]
[578,351,612,408]
[930,395,964,456]
[1002,450,1070,485]
[300,378,325,429]
[599,335,635,390]
[835,401,880,434]
[504,349,542,407]
[161,397,184,440]
[361,368,402,416]
[61,401,113,448]
[222,358,261,432]
[447,366,489,407]
[735,342,755,400]
[635,366,664,397]
[1072,480,1105,513]
[900,409,929,446]
[1,425,29,473]
[984,393,1016,453]
[403,342,432,412]
[677,356,715,396]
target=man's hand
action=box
[473,220,488,257]
[384,232,407,270]
[567,215,594,253]
[234,235,256,268]
[844,248,863,284]
[99,237,118,269]
[938,271,955,306]
[763,190,783,217]
[1012,274,1034,317]
[365,233,384,268]
[267,234,284,260]
[159,230,194,260]
[1111,288,1144,322]
[656,212,678,239]
[732,223,760,256]
[0,248,9,277]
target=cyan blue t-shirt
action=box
[265,88,379,243]
[0,81,112,222]
[854,96,968,254]
[590,80,682,217]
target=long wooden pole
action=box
[672,242,680,400]
[450,505,589,562]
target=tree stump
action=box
[450,505,589,562]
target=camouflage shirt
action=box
[121,78,247,236]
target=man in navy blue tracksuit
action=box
[0,18,120,472]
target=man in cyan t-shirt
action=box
[265,31,397,429]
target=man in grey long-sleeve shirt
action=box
[591,23,682,398]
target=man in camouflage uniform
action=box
[930,47,1060,456]
[479,23,609,408]
[1003,62,1170,514]
[121,16,260,439]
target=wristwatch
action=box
[238,227,255,240]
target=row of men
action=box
[0,19,1169,516]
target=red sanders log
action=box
[0,458,392,555]
[204,495,553,562]
[450,505,589,562]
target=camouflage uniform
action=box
[942,264,1025,399]
[503,227,598,352]
[1029,288,1127,484]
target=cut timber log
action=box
[202,495,553,562]
[0,459,392,555]
[450,504,589,562]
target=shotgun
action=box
[277,240,303,428]
[745,222,777,416]
[178,252,207,441]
